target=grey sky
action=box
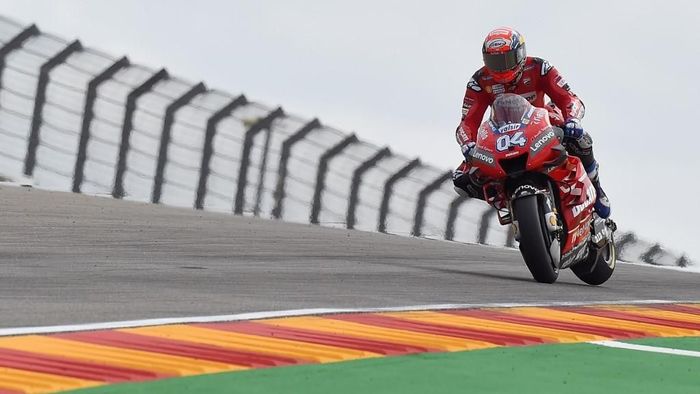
[1,0,698,261]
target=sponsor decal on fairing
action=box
[497,123,521,134]
[530,128,557,155]
[513,184,542,199]
[560,239,590,268]
[470,148,496,166]
[572,184,596,218]
[570,224,589,244]
[522,107,535,124]
[532,109,545,123]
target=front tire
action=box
[572,240,616,285]
[513,195,559,283]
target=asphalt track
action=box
[0,185,698,328]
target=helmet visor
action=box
[483,47,524,72]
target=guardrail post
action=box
[478,208,497,244]
[194,95,248,210]
[112,69,169,198]
[309,134,358,224]
[346,148,391,230]
[253,121,274,216]
[233,107,284,215]
[411,171,452,237]
[445,196,469,241]
[676,255,689,268]
[24,39,83,176]
[640,244,662,265]
[271,118,321,219]
[72,56,129,193]
[378,159,421,233]
[505,227,516,248]
[151,82,206,203]
[615,232,637,257]
[0,24,39,92]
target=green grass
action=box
[68,339,700,394]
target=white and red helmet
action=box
[482,27,527,84]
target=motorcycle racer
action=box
[453,26,611,218]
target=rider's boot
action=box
[586,161,611,219]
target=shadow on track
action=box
[366,259,591,287]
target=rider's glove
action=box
[461,141,476,161]
[563,118,584,139]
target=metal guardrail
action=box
[0,15,693,268]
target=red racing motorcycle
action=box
[467,94,616,284]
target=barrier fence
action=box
[0,15,692,268]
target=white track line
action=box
[591,340,700,358]
[1,299,698,337]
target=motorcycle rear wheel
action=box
[513,195,559,283]
[572,240,616,285]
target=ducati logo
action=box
[572,185,596,217]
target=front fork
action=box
[508,181,564,267]
[485,179,566,266]
[498,181,562,240]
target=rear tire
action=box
[513,195,559,283]
[572,240,616,285]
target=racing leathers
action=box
[453,56,610,218]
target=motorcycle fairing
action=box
[547,156,597,253]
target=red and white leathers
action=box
[456,56,584,149]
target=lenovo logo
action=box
[471,149,495,165]
[530,129,556,154]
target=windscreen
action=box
[490,93,533,127]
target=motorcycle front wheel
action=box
[513,195,559,283]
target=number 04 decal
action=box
[496,131,527,152]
